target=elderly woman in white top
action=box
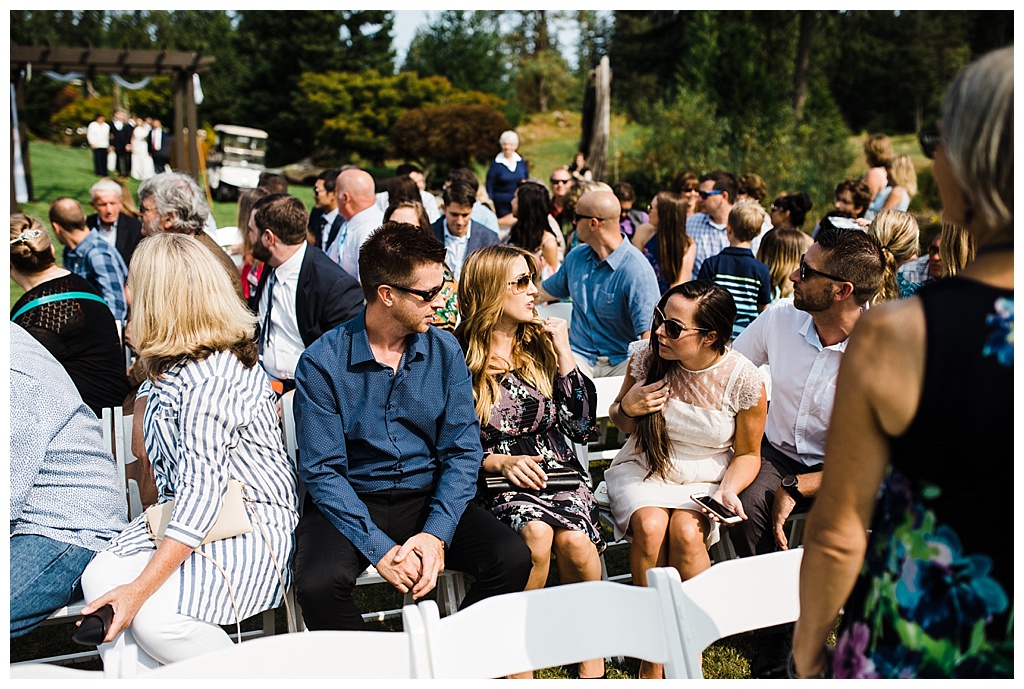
[81,233,297,671]
[486,130,529,228]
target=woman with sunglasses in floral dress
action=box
[605,280,767,679]
[456,244,606,679]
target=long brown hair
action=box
[455,245,556,425]
[633,281,735,479]
[654,192,692,286]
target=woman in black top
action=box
[10,214,129,415]
[793,47,1013,679]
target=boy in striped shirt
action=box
[697,201,772,339]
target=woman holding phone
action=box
[605,281,767,679]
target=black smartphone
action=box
[691,492,742,524]
[71,604,114,646]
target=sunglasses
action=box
[550,178,571,185]
[390,281,445,302]
[653,306,710,339]
[918,127,941,160]
[574,212,614,223]
[508,272,535,293]
[799,255,848,283]
[698,189,724,200]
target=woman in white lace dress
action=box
[605,281,767,678]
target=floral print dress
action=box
[480,367,605,553]
[834,278,1013,678]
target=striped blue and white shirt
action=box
[108,350,298,625]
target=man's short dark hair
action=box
[442,182,476,208]
[612,181,636,203]
[252,193,308,246]
[316,168,342,193]
[815,226,885,305]
[396,163,422,177]
[700,170,739,203]
[834,178,872,217]
[446,168,480,194]
[359,222,447,303]
[257,172,289,194]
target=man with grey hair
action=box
[138,172,244,300]
[85,178,144,267]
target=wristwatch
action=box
[781,475,802,500]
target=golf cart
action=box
[206,124,268,202]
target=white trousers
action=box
[81,549,233,672]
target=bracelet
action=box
[618,401,636,420]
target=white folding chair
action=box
[9,664,104,679]
[128,609,429,679]
[572,374,626,484]
[536,300,572,327]
[647,548,804,678]
[414,580,685,678]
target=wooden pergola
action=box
[10,44,216,206]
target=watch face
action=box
[782,475,797,488]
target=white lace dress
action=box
[605,340,763,545]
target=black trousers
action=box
[730,437,820,558]
[293,488,532,630]
[92,147,108,176]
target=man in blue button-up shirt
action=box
[293,222,531,631]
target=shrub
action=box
[391,103,510,171]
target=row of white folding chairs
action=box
[13,549,803,679]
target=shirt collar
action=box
[599,234,632,270]
[493,152,522,172]
[275,241,306,281]
[349,310,427,368]
[444,221,472,243]
[322,208,340,225]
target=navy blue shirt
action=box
[697,246,772,339]
[294,311,482,565]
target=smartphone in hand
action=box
[691,492,743,524]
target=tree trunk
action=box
[792,11,814,120]
[586,56,610,181]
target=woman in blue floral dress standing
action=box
[457,244,605,679]
[792,46,1014,679]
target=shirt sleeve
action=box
[421,347,484,547]
[164,374,247,549]
[629,263,660,336]
[732,307,770,366]
[541,260,570,300]
[553,368,599,444]
[9,369,47,522]
[294,350,397,564]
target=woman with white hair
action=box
[485,130,529,227]
[792,46,1013,679]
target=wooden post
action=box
[586,56,611,182]
[172,69,186,174]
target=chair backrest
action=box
[9,664,105,679]
[648,549,804,678]
[536,300,572,327]
[591,374,625,420]
[139,621,430,679]
[281,390,298,464]
[102,407,144,521]
[413,580,685,678]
